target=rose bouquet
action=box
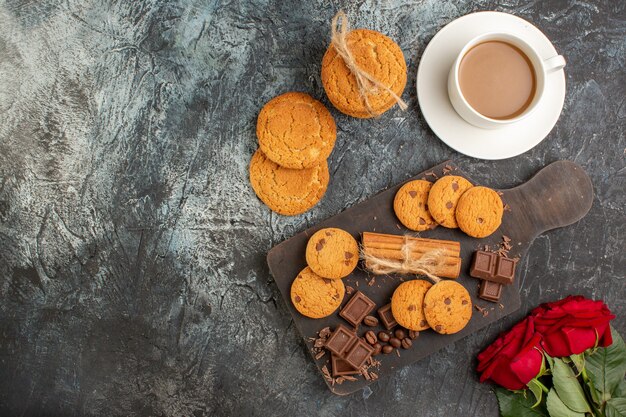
[477,296,626,417]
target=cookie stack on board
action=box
[391,279,473,335]
[393,175,504,238]
[291,228,359,319]
[249,92,337,216]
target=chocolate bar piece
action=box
[325,326,374,376]
[331,354,360,377]
[377,303,398,330]
[325,324,357,356]
[470,251,517,285]
[479,280,502,303]
[340,291,376,327]
[344,338,375,369]
[470,251,497,279]
[494,257,517,284]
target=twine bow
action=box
[361,236,443,283]
[330,10,408,117]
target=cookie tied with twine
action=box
[321,10,408,118]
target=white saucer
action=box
[417,11,566,160]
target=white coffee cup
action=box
[448,32,566,129]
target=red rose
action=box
[531,295,615,357]
[477,317,543,390]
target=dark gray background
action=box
[0,0,624,416]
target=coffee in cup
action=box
[459,41,536,120]
[448,32,566,129]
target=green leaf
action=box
[586,326,626,400]
[614,380,626,398]
[546,389,585,417]
[552,357,592,413]
[585,369,602,406]
[570,353,585,375]
[605,398,626,417]
[495,387,549,417]
[528,378,544,407]
[546,354,555,371]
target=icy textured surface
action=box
[0,0,624,415]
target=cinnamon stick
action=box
[362,232,460,255]
[361,232,462,279]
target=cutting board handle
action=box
[502,161,593,242]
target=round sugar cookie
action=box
[249,149,329,216]
[391,280,433,331]
[290,266,345,319]
[423,281,472,335]
[455,186,504,238]
[427,175,473,228]
[321,29,407,118]
[305,228,359,279]
[257,92,336,169]
[393,180,438,231]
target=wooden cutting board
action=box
[267,160,593,395]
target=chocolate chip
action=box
[419,218,426,225]
[408,304,416,311]
[409,330,419,340]
[462,300,468,305]
[389,337,401,348]
[372,343,382,355]
[365,331,377,345]
[477,217,484,224]
[446,201,453,209]
[382,345,394,354]
[323,278,332,284]
[444,298,451,305]
[363,316,379,327]
[325,231,332,236]
[378,332,390,343]
[435,325,443,332]
[424,204,428,211]
[394,329,406,340]
[420,320,427,327]
[295,295,301,303]
[401,338,412,349]
[408,191,417,198]
[344,251,354,259]
[315,239,326,251]
[452,182,459,191]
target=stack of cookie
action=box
[321,28,407,118]
[393,175,504,238]
[249,92,337,216]
[290,228,359,319]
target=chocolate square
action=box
[325,325,357,356]
[479,280,502,303]
[344,338,375,369]
[493,257,517,284]
[339,291,376,327]
[331,354,360,377]
[377,303,398,330]
[470,251,496,279]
